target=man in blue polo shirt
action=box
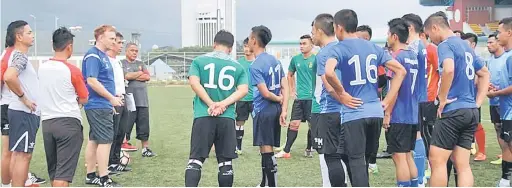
[82,25,123,187]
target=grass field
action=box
[13,86,503,186]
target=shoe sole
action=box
[121,148,138,152]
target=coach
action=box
[39,27,88,187]
[122,43,155,157]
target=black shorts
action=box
[290,100,312,122]
[235,101,253,121]
[42,117,83,182]
[189,117,237,160]
[315,112,343,154]
[500,120,512,143]
[8,109,40,153]
[310,113,320,150]
[431,108,479,150]
[342,118,383,157]
[253,104,281,147]
[1,105,8,136]
[490,106,502,124]
[85,109,114,144]
[386,124,417,153]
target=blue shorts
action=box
[8,109,40,153]
[252,103,281,147]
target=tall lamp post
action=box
[29,15,37,58]
[55,16,59,30]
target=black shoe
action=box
[29,173,46,184]
[85,175,101,185]
[109,164,132,172]
[108,167,121,176]
[142,148,156,157]
[100,177,121,187]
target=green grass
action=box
[17,86,502,186]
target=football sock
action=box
[502,161,511,180]
[413,138,426,184]
[283,128,298,153]
[324,154,347,187]
[306,129,312,150]
[397,180,411,187]
[475,123,486,154]
[411,177,419,187]
[185,159,204,187]
[235,126,244,150]
[261,152,277,187]
[87,172,96,179]
[218,160,233,187]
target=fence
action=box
[145,51,245,81]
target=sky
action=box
[0,0,445,54]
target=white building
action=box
[181,0,233,47]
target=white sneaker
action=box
[497,178,510,187]
[274,151,290,158]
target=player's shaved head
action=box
[424,11,450,29]
[334,9,358,33]
[402,13,423,33]
[251,25,272,48]
[313,13,335,36]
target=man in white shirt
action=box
[39,27,88,187]
[107,32,131,174]
[3,20,40,187]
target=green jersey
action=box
[311,57,321,113]
[288,53,316,100]
[188,51,249,120]
[238,56,253,101]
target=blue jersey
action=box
[328,38,392,123]
[409,39,427,103]
[316,41,342,114]
[487,54,508,106]
[437,36,483,113]
[499,51,512,120]
[390,50,419,124]
[81,47,115,110]
[250,52,284,114]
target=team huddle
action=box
[186,8,512,187]
[0,22,156,187]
